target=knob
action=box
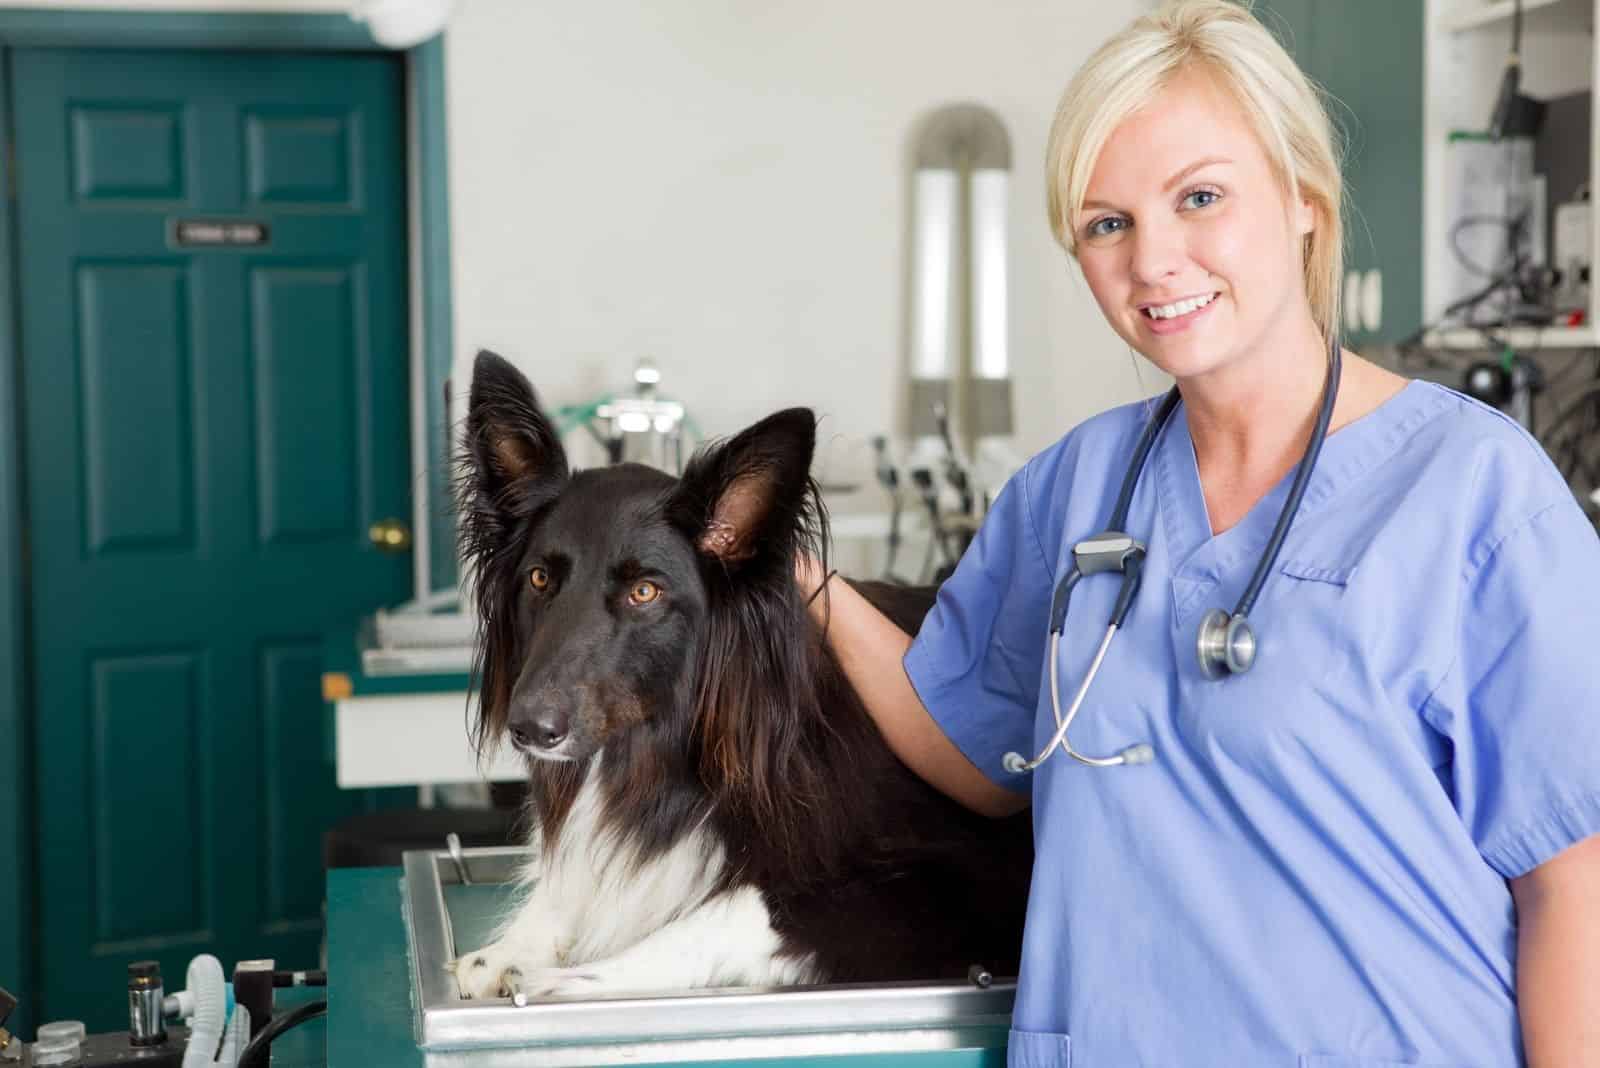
[368,518,412,552]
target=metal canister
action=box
[126,961,165,1046]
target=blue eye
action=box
[1182,188,1221,210]
[1086,215,1127,239]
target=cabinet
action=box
[1257,0,1426,348]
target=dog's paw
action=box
[518,965,608,999]
[451,942,557,1001]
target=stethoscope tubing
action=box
[1004,335,1343,773]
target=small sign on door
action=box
[171,219,270,248]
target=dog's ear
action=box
[460,350,568,518]
[672,408,816,565]
[456,351,569,760]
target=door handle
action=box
[368,517,413,553]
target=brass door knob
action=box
[368,517,413,552]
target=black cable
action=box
[1451,213,1519,278]
[236,999,328,1068]
[1539,381,1600,446]
[1537,377,1600,527]
[1545,348,1597,391]
[271,969,327,988]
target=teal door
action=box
[14,47,412,1029]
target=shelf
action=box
[1422,323,1600,349]
[1439,0,1587,32]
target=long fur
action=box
[451,350,1032,997]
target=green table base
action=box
[261,986,329,1068]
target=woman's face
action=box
[1074,67,1315,384]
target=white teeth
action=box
[1144,292,1216,320]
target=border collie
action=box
[451,351,1032,1001]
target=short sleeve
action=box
[902,458,1056,792]
[1423,497,1600,878]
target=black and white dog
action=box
[451,351,1032,1000]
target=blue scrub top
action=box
[904,380,1600,1068]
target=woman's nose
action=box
[1129,218,1185,286]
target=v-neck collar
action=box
[1152,378,1453,586]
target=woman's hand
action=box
[794,553,834,621]
[791,553,1026,819]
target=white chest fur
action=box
[455,763,817,999]
[529,767,728,963]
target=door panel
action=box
[1309,0,1424,345]
[78,262,196,554]
[15,47,413,1029]
[1258,0,1425,345]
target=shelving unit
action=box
[1441,0,1585,33]
[1422,0,1597,350]
[1423,322,1599,348]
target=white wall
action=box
[0,1,352,8]
[445,0,1159,494]
[22,0,1161,565]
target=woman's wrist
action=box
[794,554,835,607]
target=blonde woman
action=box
[801,1,1600,1063]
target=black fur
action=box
[456,350,1033,982]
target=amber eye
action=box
[529,566,550,591]
[628,580,660,606]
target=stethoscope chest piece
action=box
[1002,337,1342,774]
[1196,608,1256,679]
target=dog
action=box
[450,350,1033,1001]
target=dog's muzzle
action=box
[508,693,574,760]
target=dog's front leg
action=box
[521,886,818,999]
[450,886,571,1000]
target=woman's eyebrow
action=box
[1162,156,1233,191]
[1081,156,1235,213]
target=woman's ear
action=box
[1293,193,1317,238]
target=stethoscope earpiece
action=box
[1196,609,1257,679]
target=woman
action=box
[801,1,1600,1064]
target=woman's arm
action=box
[1511,832,1600,1067]
[798,557,1027,819]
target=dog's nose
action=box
[508,721,535,750]
[530,709,568,749]
[509,707,568,751]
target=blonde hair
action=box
[1045,0,1344,341]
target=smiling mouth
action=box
[1141,292,1218,320]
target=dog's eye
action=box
[628,580,660,606]
[529,566,550,591]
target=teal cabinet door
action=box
[1256,0,1314,60]
[14,47,413,1030]
[1257,0,1425,346]
[1310,0,1425,346]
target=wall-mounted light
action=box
[350,0,456,49]
[907,104,1013,458]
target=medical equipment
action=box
[1003,337,1342,773]
[1551,194,1590,315]
[1488,0,1546,142]
[869,436,910,583]
[127,961,165,1047]
[555,359,696,475]
[0,987,15,1061]
[1463,351,1544,432]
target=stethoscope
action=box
[1003,336,1342,774]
